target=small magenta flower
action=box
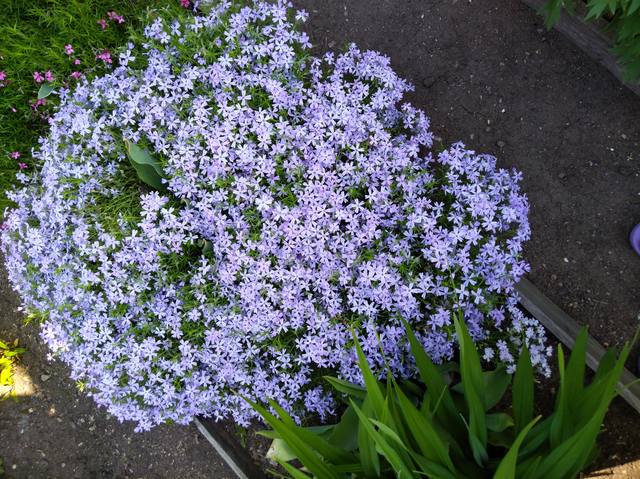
[64,44,74,55]
[31,98,46,110]
[0,71,6,81]
[107,11,125,24]
[74,59,81,65]
[9,151,20,159]
[10,106,17,113]
[44,70,54,82]
[96,50,112,64]
[97,18,107,30]
[180,0,190,7]
[70,71,82,80]
[17,162,27,170]
[33,71,44,83]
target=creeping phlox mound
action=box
[1,1,549,430]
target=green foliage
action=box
[0,0,172,217]
[0,338,26,400]
[124,139,167,191]
[249,319,634,478]
[543,0,640,82]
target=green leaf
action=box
[124,140,167,191]
[243,397,342,479]
[325,376,367,400]
[329,405,359,451]
[454,315,487,465]
[267,438,297,463]
[267,399,356,465]
[351,400,416,479]
[452,365,511,411]
[402,320,466,442]
[37,82,54,99]
[549,343,567,448]
[513,345,534,434]
[542,0,564,28]
[486,413,514,433]
[352,331,386,418]
[629,0,640,15]
[493,416,540,479]
[358,396,381,477]
[484,365,511,410]
[276,459,314,479]
[393,381,457,474]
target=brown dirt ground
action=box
[2,0,640,477]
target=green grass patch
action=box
[0,0,182,217]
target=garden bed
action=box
[1,0,640,477]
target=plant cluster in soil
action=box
[1,0,640,476]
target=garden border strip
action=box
[194,417,267,479]
[519,0,640,97]
[516,277,640,413]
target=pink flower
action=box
[44,70,54,82]
[9,151,20,159]
[180,0,190,7]
[0,71,6,81]
[17,163,27,170]
[96,50,112,64]
[107,11,125,24]
[74,59,81,65]
[10,106,16,113]
[70,71,82,80]
[97,18,107,30]
[31,98,46,111]
[64,44,74,55]
[33,71,44,83]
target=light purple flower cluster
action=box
[1,0,550,430]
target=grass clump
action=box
[0,0,185,216]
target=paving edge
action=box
[517,277,640,413]
[194,417,266,479]
[520,0,640,97]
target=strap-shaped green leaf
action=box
[493,416,540,479]
[513,346,534,434]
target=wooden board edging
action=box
[520,0,640,97]
[195,417,267,479]
[516,277,640,414]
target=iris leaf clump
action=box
[251,320,634,479]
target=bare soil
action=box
[1,0,640,477]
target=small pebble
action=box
[558,172,566,179]
[40,374,50,382]
[496,140,506,148]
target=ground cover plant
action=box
[251,320,634,479]
[1,0,550,431]
[543,0,640,81]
